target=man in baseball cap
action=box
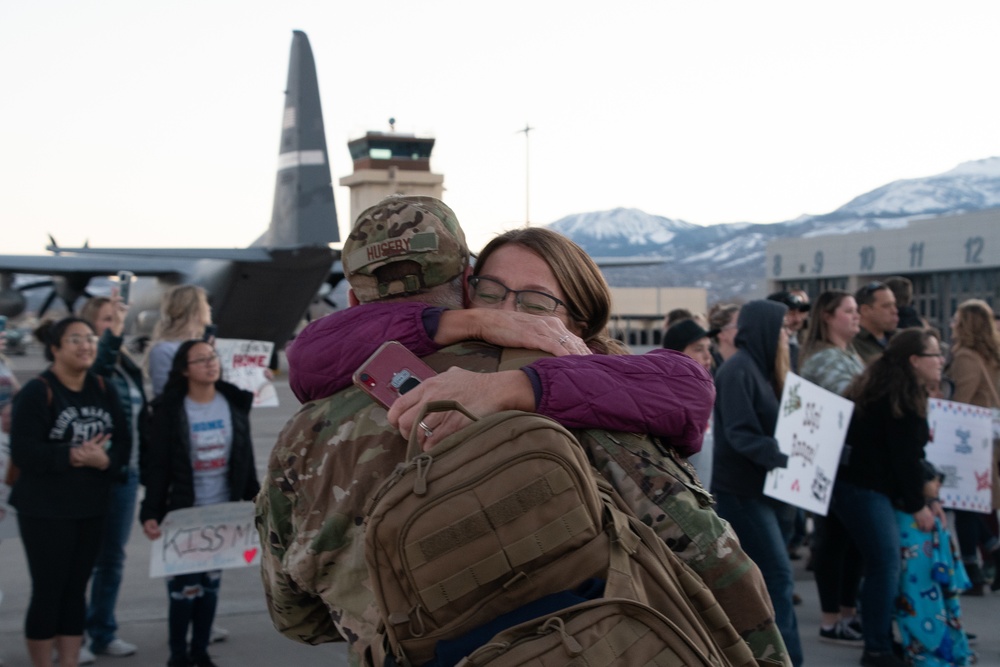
[768,290,810,372]
[259,196,486,662]
[342,195,469,302]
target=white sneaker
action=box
[96,638,138,657]
[210,625,229,643]
[78,645,96,665]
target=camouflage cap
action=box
[342,195,469,302]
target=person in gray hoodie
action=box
[711,299,802,667]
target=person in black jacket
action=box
[140,339,259,667]
[834,328,942,667]
[79,295,149,658]
[711,299,802,667]
[10,317,130,667]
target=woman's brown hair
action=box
[844,328,938,419]
[800,289,853,363]
[474,228,627,355]
[952,299,1000,368]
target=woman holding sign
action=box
[799,290,866,645]
[10,317,129,667]
[835,328,942,667]
[140,339,259,667]
[945,298,1000,595]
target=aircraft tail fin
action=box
[255,30,339,249]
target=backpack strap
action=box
[38,373,106,406]
[38,375,53,407]
[980,362,1000,409]
[498,347,548,371]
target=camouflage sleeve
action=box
[578,429,792,667]
[255,472,345,645]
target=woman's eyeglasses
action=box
[64,334,99,346]
[188,353,220,366]
[467,276,570,316]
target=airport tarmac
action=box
[1,344,998,666]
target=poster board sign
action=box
[924,399,994,514]
[764,372,854,516]
[148,501,260,578]
[214,339,278,407]
[0,434,18,540]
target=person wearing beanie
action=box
[663,318,715,372]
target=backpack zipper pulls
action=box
[540,617,583,656]
[413,454,432,496]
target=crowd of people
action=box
[664,278,995,667]
[1,194,998,667]
[3,285,245,667]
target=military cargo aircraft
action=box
[0,31,342,352]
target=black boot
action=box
[964,562,985,596]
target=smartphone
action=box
[116,270,135,304]
[203,324,218,341]
[353,341,437,409]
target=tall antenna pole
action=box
[517,123,534,227]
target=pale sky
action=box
[3,1,999,256]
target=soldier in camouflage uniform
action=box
[256,195,790,665]
[256,196,503,664]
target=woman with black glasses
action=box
[834,328,943,667]
[140,339,259,667]
[9,317,129,667]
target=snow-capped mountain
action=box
[549,208,698,251]
[548,157,1000,301]
[826,157,1000,221]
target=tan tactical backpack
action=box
[363,401,762,667]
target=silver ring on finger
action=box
[419,420,433,438]
[558,335,570,346]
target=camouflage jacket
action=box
[256,341,503,665]
[257,340,788,665]
[799,346,864,396]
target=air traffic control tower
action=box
[339,130,445,224]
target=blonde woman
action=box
[707,303,740,370]
[946,298,1000,594]
[146,286,212,397]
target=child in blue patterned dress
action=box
[895,461,974,666]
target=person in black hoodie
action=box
[711,299,802,667]
[140,339,260,667]
[834,328,941,667]
[10,317,130,667]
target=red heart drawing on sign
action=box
[243,548,258,564]
[791,480,800,492]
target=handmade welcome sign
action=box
[765,372,854,516]
[214,338,278,407]
[149,501,260,577]
[925,398,994,514]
